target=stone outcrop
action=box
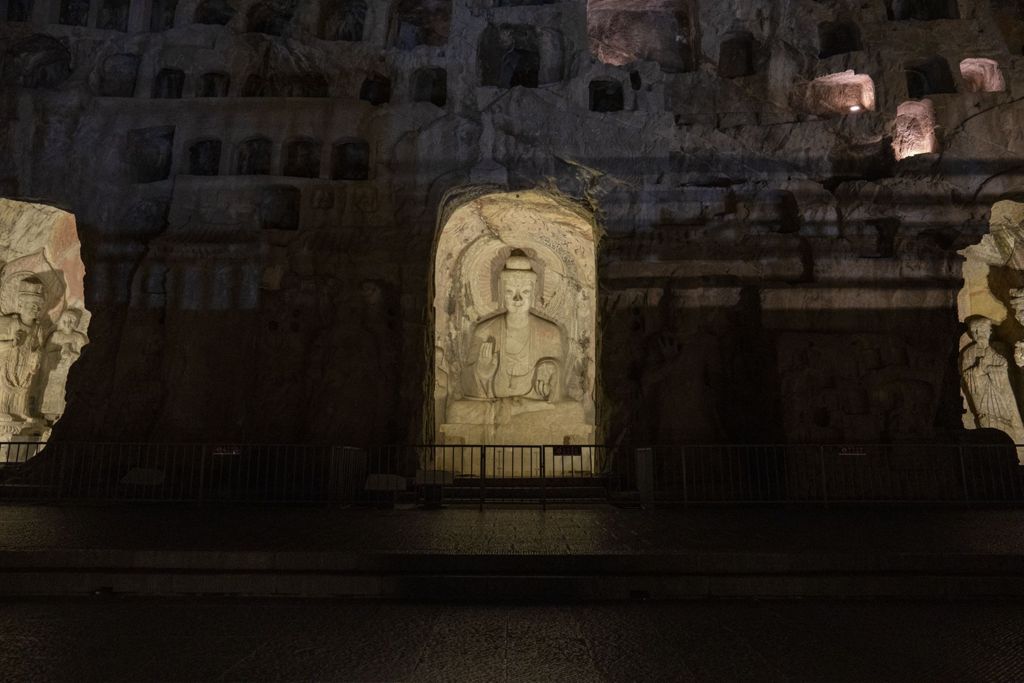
[0,199,89,447]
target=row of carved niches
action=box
[0,0,446,45]
[126,126,371,185]
[0,200,90,450]
[958,200,1024,463]
[433,191,596,449]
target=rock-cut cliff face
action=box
[1,0,1022,445]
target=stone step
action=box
[3,549,1024,600]
[443,487,608,501]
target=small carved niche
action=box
[98,54,139,96]
[236,138,272,175]
[797,70,875,116]
[331,140,369,180]
[152,68,185,98]
[188,139,221,175]
[127,126,175,183]
[587,0,694,73]
[2,35,71,89]
[960,58,1005,93]
[150,0,178,30]
[390,0,451,49]
[259,186,301,230]
[905,56,956,98]
[241,74,268,96]
[5,0,32,21]
[412,67,446,106]
[59,0,88,25]
[246,0,294,35]
[480,24,540,88]
[886,0,959,20]
[589,79,623,112]
[892,99,938,160]
[818,20,862,58]
[718,30,756,79]
[98,0,130,30]
[194,0,235,25]
[273,71,328,97]
[282,138,321,178]
[320,0,365,40]
[360,73,391,105]
[197,72,229,97]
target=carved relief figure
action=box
[0,277,45,422]
[434,191,597,450]
[444,249,588,444]
[959,316,1024,444]
[463,252,562,403]
[38,309,88,419]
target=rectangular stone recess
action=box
[126,126,174,184]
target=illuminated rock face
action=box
[3,0,1024,447]
[960,58,1005,93]
[434,192,596,446]
[0,200,89,446]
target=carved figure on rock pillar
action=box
[0,201,91,452]
[38,309,88,420]
[956,200,1024,462]
[959,316,1024,446]
[0,277,45,427]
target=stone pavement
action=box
[2,504,1024,598]
[0,504,1022,555]
[3,598,1024,682]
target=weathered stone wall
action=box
[1,0,1021,445]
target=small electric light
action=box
[849,105,861,112]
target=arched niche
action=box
[587,0,694,73]
[892,99,938,160]
[432,190,598,449]
[0,199,90,454]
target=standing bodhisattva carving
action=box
[39,308,88,420]
[0,276,45,422]
[959,316,1024,445]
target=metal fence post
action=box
[958,444,970,505]
[479,445,486,511]
[540,446,546,510]
[681,446,688,506]
[198,446,206,503]
[637,447,654,508]
[819,445,828,506]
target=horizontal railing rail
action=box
[0,441,1021,506]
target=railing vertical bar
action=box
[820,445,828,506]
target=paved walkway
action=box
[0,504,1021,555]
[4,598,1024,682]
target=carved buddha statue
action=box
[444,251,584,443]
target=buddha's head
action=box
[967,315,994,348]
[500,250,537,316]
[14,277,44,325]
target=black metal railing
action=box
[0,441,1022,506]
